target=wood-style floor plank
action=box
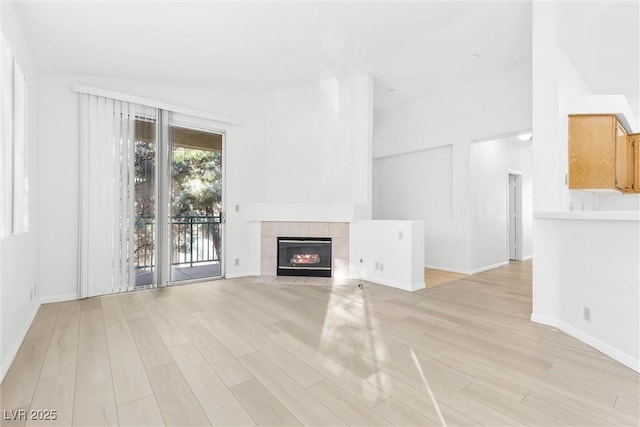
[39,319,79,380]
[26,372,75,426]
[168,341,255,426]
[2,260,638,427]
[230,378,299,426]
[0,337,50,411]
[372,397,438,426]
[307,379,393,426]
[77,308,107,354]
[146,362,210,427]
[106,330,153,406]
[72,348,118,426]
[127,316,173,369]
[239,352,347,426]
[116,396,165,427]
[101,295,130,334]
[182,322,254,388]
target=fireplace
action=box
[277,237,332,277]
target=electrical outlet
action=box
[380,263,384,272]
[234,258,240,266]
[375,262,380,270]
[235,204,240,212]
[583,306,591,322]
[398,230,403,240]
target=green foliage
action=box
[171,147,222,216]
[134,140,156,217]
[133,142,222,217]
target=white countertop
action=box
[535,211,640,221]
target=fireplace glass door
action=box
[277,237,332,277]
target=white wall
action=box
[532,1,640,371]
[535,218,639,370]
[373,145,457,271]
[349,220,424,291]
[373,62,532,274]
[36,72,375,297]
[37,72,268,299]
[470,139,533,270]
[255,74,373,218]
[0,2,41,380]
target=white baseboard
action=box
[468,261,510,275]
[40,293,78,304]
[425,264,470,275]
[530,313,558,327]
[1,302,40,383]
[557,321,639,373]
[425,261,510,276]
[531,313,639,373]
[225,271,261,279]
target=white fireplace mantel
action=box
[245,202,370,222]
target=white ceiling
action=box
[11,1,533,110]
[558,1,639,103]
[9,1,638,111]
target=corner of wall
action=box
[0,300,39,382]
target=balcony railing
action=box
[134,214,221,270]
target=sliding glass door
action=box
[132,117,156,286]
[133,113,224,287]
[170,125,224,282]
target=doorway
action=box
[169,125,224,282]
[133,113,224,287]
[508,172,522,261]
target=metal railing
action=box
[134,214,221,270]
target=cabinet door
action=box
[632,134,640,193]
[569,115,616,189]
[614,121,631,191]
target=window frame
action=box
[1,32,29,237]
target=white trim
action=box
[530,314,639,373]
[522,254,533,261]
[507,171,525,261]
[225,271,261,279]
[534,211,640,221]
[530,313,558,327]
[426,260,510,276]
[0,303,39,382]
[425,264,470,275]
[40,293,78,304]
[468,261,510,275]
[73,85,240,125]
[557,321,639,373]
[373,143,453,160]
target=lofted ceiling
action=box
[10,1,532,110]
[557,1,639,105]
[9,1,638,111]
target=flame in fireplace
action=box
[290,253,320,264]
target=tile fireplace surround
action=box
[260,221,349,278]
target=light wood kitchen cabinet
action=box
[569,114,634,192]
[630,133,640,193]
[615,121,633,192]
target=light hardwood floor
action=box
[424,268,469,288]
[1,261,638,426]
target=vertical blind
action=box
[78,93,157,298]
